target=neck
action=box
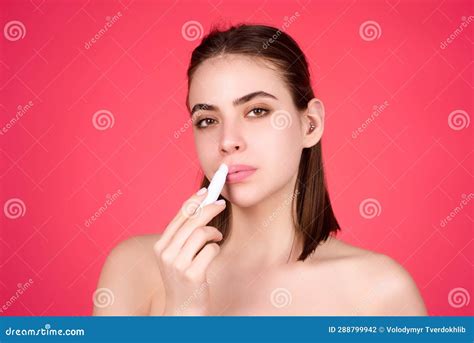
[220,175,303,268]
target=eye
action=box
[193,107,270,129]
[194,117,217,129]
[247,107,269,117]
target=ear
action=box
[301,98,325,148]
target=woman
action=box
[93,24,427,316]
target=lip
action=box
[226,164,257,184]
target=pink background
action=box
[0,0,472,316]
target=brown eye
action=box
[195,118,216,129]
[247,107,269,117]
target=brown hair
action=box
[186,24,340,261]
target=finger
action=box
[187,243,221,276]
[164,201,226,259]
[173,226,223,269]
[157,188,208,248]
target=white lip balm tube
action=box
[199,163,228,208]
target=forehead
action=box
[188,55,289,106]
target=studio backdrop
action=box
[0,0,472,316]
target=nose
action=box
[219,121,245,155]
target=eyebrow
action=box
[190,91,278,116]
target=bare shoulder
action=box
[108,233,161,260]
[93,233,163,316]
[306,237,428,315]
[359,250,428,316]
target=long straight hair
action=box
[187,24,341,261]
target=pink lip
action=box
[226,164,257,184]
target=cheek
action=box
[194,133,216,173]
[257,123,302,169]
[194,130,238,183]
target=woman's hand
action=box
[153,188,226,316]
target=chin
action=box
[222,184,266,208]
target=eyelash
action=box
[194,107,270,129]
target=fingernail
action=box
[214,199,226,206]
[196,187,207,196]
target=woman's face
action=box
[188,54,308,208]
